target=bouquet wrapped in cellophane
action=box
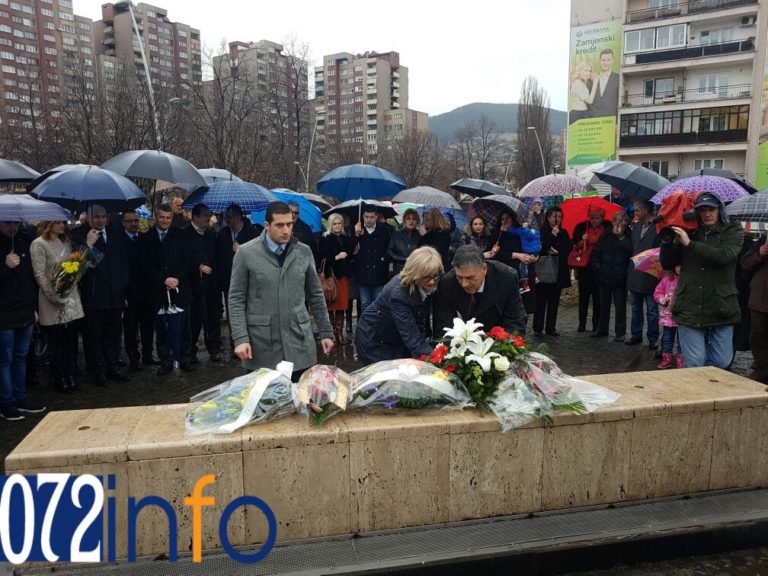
[349,359,471,413]
[51,245,99,298]
[185,362,294,435]
[292,365,352,426]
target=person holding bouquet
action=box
[0,221,46,420]
[30,221,89,394]
[355,246,443,364]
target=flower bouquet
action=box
[185,363,294,435]
[51,247,93,298]
[292,365,352,426]
[349,359,471,413]
[422,318,528,406]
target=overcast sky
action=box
[74,0,571,116]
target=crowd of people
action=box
[1,190,765,422]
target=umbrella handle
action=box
[167,286,179,307]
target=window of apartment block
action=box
[59,0,73,8]
[2,77,14,85]
[700,28,734,46]
[40,8,53,16]
[625,28,656,52]
[0,38,9,47]
[697,73,729,96]
[0,0,8,4]
[59,12,73,21]
[78,21,89,30]
[694,158,724,170]
[1,50,14,60]
[43,34,55,42]
[622,105,749,135]
[44,47,56,55]
[640,160,669,177]
[0,24,9,33]
[656,24,686,48]
[44,21,54,29]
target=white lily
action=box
[443,317,484,351]
[466,337,501,372]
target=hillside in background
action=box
[428,103,567,142]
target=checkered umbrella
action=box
[651,176,750,205]
[182,180,277,212]
[471,195,533,229]
[726,189,768,223]
[518,174,595,198]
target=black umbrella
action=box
[323,199,397,222]
[588,161,669,202]
[28,165,146,213]
[26,164,88,192]
[676,168,757,194]
[155,289,186,365]
[302,193,334,212]
[0,159,40,183]
[449,178,509,198]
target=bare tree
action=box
[512,76,554,188]
[451,115,502,181]
[379,129,447,188]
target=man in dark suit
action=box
[625,200,661,348]
[138,204,195,375]
[589,48,619,119]
[70,205,131,386]
[288,201,318,261]
[121,210,157,370]
[215,203,259,356]
[182,203,222,364]
[353,209,391,314]
[434,245,528,337]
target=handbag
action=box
[537,254,559,283]
[567,237,590,269]
[318,259,339,304]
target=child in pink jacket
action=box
[654,265,683,369]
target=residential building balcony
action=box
[622,83,751,107]
[625,0,757,24]
[624,38,754,65]
[620,128,747,147]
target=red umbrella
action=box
[561,197,623,236]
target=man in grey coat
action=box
[229,202,334,379]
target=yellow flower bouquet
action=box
[51,248,91,298]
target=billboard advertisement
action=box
[756,37,768,189]
[566,20,623,169]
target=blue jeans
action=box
[358,285,383,316]
[630,291,660,343]
[677,324,734,368]
[0,324,34,408]
[661,326,678,354]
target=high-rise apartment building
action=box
[567,0,766,185]
[0,0,96,128]
[314,50,427,161]
[93,2,201,93]
[211,39,310,140]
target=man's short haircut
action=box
[452,245,485,269]
[191,203,210,218]
[287,201,300,209]
[121,209,137,219]
[637,200,655,214]
[157,203,172,215]
[226,203,244,217]
[266,201,291,223]
[362,208,379,216]
[599,48,614,58]
[90,204,107,215]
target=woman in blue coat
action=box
[355,247,443,364]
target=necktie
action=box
[98,230,105,243]
[159,230,166,243]
[275,245,284,256]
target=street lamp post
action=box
[527,126,547,177]
[293,160,308,194]
[115,0,160,149]
[503,147,518,190]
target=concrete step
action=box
[16,487,768,576]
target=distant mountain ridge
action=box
[428,103,567,142]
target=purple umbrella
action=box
[518,174,594,198]
[651,176,750,205]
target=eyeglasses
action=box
[423,274,442,283]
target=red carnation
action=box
[444,364,457,373]
[420,354,428,362]
[511,336,526,348]
[488,326,510,341]
[429,344,448,364]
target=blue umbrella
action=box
[251,190,322,232]
[28,165,146,213]
[317,164,406,201]
[0,194,74,221]
[182,180,277,212]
